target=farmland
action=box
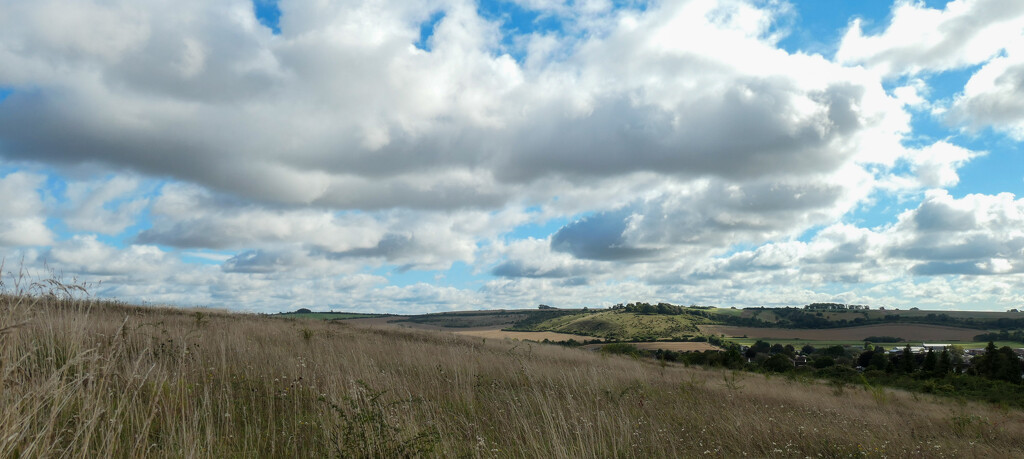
[345,314,596,342]
[6,291,1024,457]
[699,323,984,342]
[583,341,722,352]
[290,302,1024,351]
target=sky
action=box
[1,0,1023,313]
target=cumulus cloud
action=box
[0,171,54,247]
[0,0,917,214]
[45,235,172,277]
[492,237,599,278]
[62,175,149,234]
[888,190,1024,275]
[672,190,1024,304]
[0,0,1013,312]
[948,42,1024,139]
[837,0,1024,76]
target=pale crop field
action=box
[700,323,984,342]
[3,284,1024,457]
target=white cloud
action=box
[0,0,919,213]
[0,0,1012,312]
[837,0,1024,76]
[948,42,1024,139]
[0,171,54,247]
[47,235,170,276]
[63,175,148,234]
[904,141,980,188]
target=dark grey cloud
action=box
[494,82,863,184]
[136,222,241,249]
[491,260,573,279]
[892,236,1020,262]
[911,198,977,232]
[222,249,291,274]
[318,233,416,260]
[550,209,658,261]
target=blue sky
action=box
[1,0,1024,313]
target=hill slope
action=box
[509,309,717,340]
[5,294,1024,457]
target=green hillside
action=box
[510,309,715,341]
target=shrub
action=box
[601,343,640,357]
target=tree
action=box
[763,354,795,373]
[994,346,1022,384]
[746,340,771,359]
[901,344,916,373]
[974,342,999,378]
[801,344,816,355]
[824,345,846,358]
[936,349,952,375]
[869,352,890,372]
[857,350,875,368]
[922,349,937,373]
[722,347,745,368]
[813,356,835,369]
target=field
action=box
[6,293,1024,456]
[583,342,722,352]
[700,323,985,342]
[448,329,596,342]
[728,338,1024,350]
[345,315,596,342]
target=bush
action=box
[863,336,903,343]
[601,343,640,357]
[813,356,835,369]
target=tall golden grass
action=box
[2,275,1023,457]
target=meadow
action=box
[4,286,1024,457]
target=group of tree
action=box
[626,339,1024,407]
[610,302,693,316]
[974,329,1024,342]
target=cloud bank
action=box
[0,0,1022,312]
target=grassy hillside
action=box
[5,291,1024,456]
[511,309,729,340]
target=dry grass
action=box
[700,324,983,342]
[347,315,596,342]
[3,281,1024,457]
